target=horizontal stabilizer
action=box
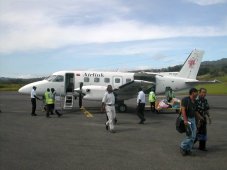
[185,79,221,85]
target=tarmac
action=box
[0,91,227,170]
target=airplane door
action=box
[65,73,75,93]
[113,76,123,88]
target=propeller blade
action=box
[79,82,83,108]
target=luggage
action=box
[176,114,186,133]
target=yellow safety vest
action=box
[149,91,156,102]
[44,91,49,104]
[45,91,54,104]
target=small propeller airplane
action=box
[18,49,218,112]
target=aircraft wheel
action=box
[176,109,180,113]
[118,104,127,113]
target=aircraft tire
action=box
[118,104,127,113]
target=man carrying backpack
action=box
[180,88,204,156]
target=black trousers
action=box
[150,102,156,112]
[197,118,207,149]
[137,103,145,121]
[46,104,61,117]
[31,98,36,114]
[46,104,53,117]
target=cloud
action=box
[1,15,227,54]
[0,0,227,54]
[186,0,227,6]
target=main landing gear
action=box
[116,101,127,113]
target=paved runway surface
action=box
[0,92,227,170]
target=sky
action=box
[0,0,227,78]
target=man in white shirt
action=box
[137,87,146,124]
[102,85,116,133]
[31,86,40,116]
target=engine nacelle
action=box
[81,85,107,101]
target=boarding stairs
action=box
[64,93,74,109]
[54,94,64,111]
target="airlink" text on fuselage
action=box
[83,73,104,77]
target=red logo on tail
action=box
[188,58,197,68]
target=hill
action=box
[0,58,226,92]
[0,77,44,84]
[0,77,44,91]
[198,58,227,77]
[136,58,227,77]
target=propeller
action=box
[79,82,83,108]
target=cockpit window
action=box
[45,75,57,81]
[45,75,64,82]
[54,75,64,82]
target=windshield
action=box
[45,75,64,82]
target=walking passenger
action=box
[195,88,211,151]
[180,88,204,156]
[102,85,116,133]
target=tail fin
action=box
[178,49,204,79]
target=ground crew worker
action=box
[149,88,156,112]
[102,85,116,133]
[30,86,41,116]
[45,89,54,118]
[50,88,62,117]
[137,87,146,124]
[43,88,50,112]
[166,87,175,103]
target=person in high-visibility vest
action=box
[43,88,50,112]
[149,89,156,112]
[50,88,62,117]
[45,89,54,118]
[166,87,175,103]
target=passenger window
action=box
[104,78,110,83]
[84,77,89,82]
[126,78,131,83]
[94,77,100,83]
[115,78,120,83]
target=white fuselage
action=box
[18,70,194,101]
[18,49,207,104]
[19,71,133,96]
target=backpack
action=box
[176,115,186,133]
[175,97,189,133]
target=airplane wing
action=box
[114,80,155,100]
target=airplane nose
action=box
[18,86,25,94]
[18,87,22,93]
[18,85,31,94]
